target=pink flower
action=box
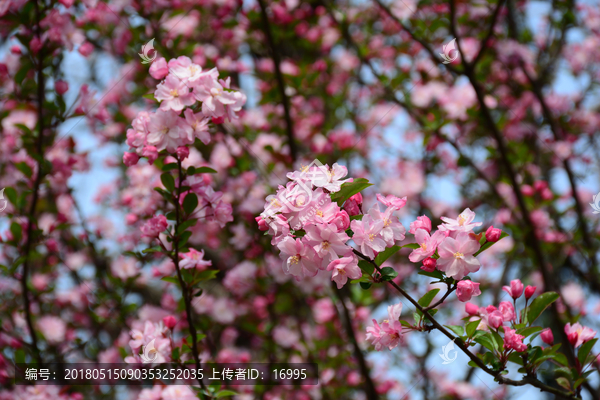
[176,146,189,160]
[421,257,436,272]
[564,323,597,348]
[380,303,404,350]
[498,301,516,322]
[183,108,210,145]
[540,328,554,345]
[524,285,537,299]
[193,73,243,119]
[55,80,69,95]
[436,232,481,280]
[37,316,66,344]
[351,215,386,259]
[488,310,504,329]
[168,56,205,82]
[142,145,159,164]
[409,215,431,234]
[141,215,168,238]
[504,328,527,352]
[376,193,407,210]
[366,319,383,351]
[149,57,168,80]
[502,279,524,299]
[409,229,446,263]
[163,316,177,329]
[367,206,406,246]
[456,280,481,302]
[465,302,479,316]
[155,74,195,112]
[311,163,352,192]
[180,248,212,270]
[327,253,361,289]
[343,193,362,216]
[276,237,320,278]
[439,208,482,232]
[147,110,193,152]
[123,152,139,166]
[78,42,94,56]
[305,223,349,264]
[331,210,350,231]
[485,225,502,242]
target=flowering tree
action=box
[1,0,600,399]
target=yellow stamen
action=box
[458,215,466,226]
[316,210,324,217]
[290,255,300,265]
[368,233,376,241]
[420,243,427,251]
[453,251,464,259]
[170,89,179,97]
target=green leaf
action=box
[375,245,401,265]
[161,276,180,285]
[182,193,198,215]
[142,246,162,254]
[516,326,542,338]
[417,269,444,280]
[177,219,198,234]
[358,260,374,275]
[15,348,25,364]
[556,377,571,391]
[10,222,22,243]
[15,162,32,178]
[380,266,398,281]
[418,289,440,308]
[162,163,178,171]
[466,320,480,338]
[332,178,373,206]
[195,166,217,174]
[525,292,559,324]
[474,332,496,351]
[194,269,219,283]
[474,232,509,256]
[402,243,420,249]
[161,173,175,193]
[3,187,17,206]
[445,325,465,337]
[360,282,372,290]
[178,231,192,248]
[216,391,238,398]
[578,338,597,365]
[14,123,32,135]
[143,93,157,100]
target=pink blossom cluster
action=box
[257,162,408,288]
[124,56,246,165]
[125,320,172,364]
[365,303,404,350]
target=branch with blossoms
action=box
[122,56,245,399]
[258,161,599,400]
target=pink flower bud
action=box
[55,80,69,95]
[212,116,225,124]
[567,332,578,346]
[344,194,362,216]
[332,210,350,231]
[123,152,139,166]
[409,215,432,234]
[498,301,516,322]
[125,213,138,225]
[10,45,22,55]
[456,280,481,302]
[163,316,177,329]
[30,37,43,54]
[149,57,168,80]
[465,302,479,316]
[502,279,524,299]
[488,310,504,329]
[485,225,502,242]
[521,185,534,196]
[255,216,268,231]
[540,328,554,345]
[524,285,536,299]
[78,42,94,57]
[176,146,189,160]
[142,145,158,164]
[421,257,436,272]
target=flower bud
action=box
[176,146,189,160]
[540,328,554,345]
[255,216,268,231]
[421,257,436,272]
[465,302,479,316]
[55,80,69,95]
[343,193,362,216]
[409,215,432,234]
[524,285,536,299]
[78,42,94,57]
[485,225,502,242]
[488,310,504,329]
[332,210,350,231]
[567,332,578,346]
[456,280,481,302]
[502,279,524,299]
[123,152,139,167]
[163,316,177,329]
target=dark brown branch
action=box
[257,0,297,163]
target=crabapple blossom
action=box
[311,163,353,192]
[351,214,386,259]
[343,192,362,216]
[409,215,432,234]
[183,108,210,144]
[141,214,168,238]
[179,248,212,270]
[327,253,361,289]
[456,280,481,302]
[485,225,502,242]
[498,301,516,322]
[541,328,554,345]
[436,232,481,280]
[564,322,597,348]
[502,279,524,299]
[304,223,350,263]
[367,205,406,246]
[525,285,537,299]
[439,208,482,232]
[149,57,169,80]
[409,229,447,262]
[277,237,320,278]
[504,328,527,352]
[488,310,504,329]
[376,193,407,210]
[366,303,403,351]
[146,110,193,152]
[155,74,195,112]
[421,257,437,272]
